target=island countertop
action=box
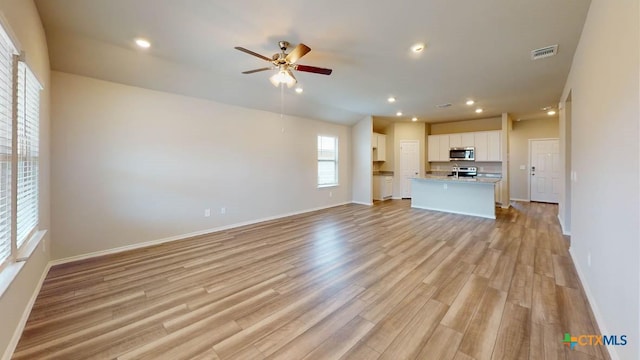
[414,175,501,184]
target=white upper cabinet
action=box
[487,131,501,161]
[428,135,450,162]
[474,132,489,161]
[438,135,450,161]
[427,135,439,162]
[428,130,502,162]
[448,133,475,148]
[372,133,386,161]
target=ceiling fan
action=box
[235,41,332,88]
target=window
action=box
[16,61,40,248]
[0,21,41,272]
[0,24,18,269]
[317,135,338,187]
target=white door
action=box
[530,139,560,203]
[400,140,420,198]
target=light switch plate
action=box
[520,165,526,170]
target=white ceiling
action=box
[34,0,591,125]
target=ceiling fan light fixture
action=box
[269,69,297,88]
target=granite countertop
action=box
[373,171,394,176]
[415,175,501,184]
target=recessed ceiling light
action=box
[475,108,483,113]
[411,117,418,122]
[411,43,425,53]
[466,100,475,106]
[396,111,403,116]
[135,38,151,48]
[295,87,303,94]
[547,110,556,116]
[387,96,396,103]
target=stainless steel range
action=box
[449,166,477,178]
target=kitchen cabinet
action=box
[373,176,393,200]
[428,135,450,162]
[473,131,501,161]
[495,180,502,205]
[438,135,450,161]
[474,132,489,161]
[449,133,475,148]
[487,131,501,161]
[372,133,386,161]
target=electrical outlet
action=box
[443,183,448,190]
[520,165,526,170]
[220,207,226,215]
[587,252,591,267]
[329,191,332,197]
[204,208,211,217]
[479,166,484,172]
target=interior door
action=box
[530,139,560,203]
[400,140,420,198]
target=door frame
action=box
[399,140,420,199]
[528,138,560,202]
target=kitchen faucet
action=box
[452,163,459,179]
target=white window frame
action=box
[317,135,339,187]
[0,17,45,295]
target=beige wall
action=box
[50,72,352,259]
[0,0,51,356]
[351,116,372,205]
[508,118,559,201]
[429,116,501,134]
[560,0,639,359]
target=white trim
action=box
[510,198,530,202]
[351,201,373,206]
[411,204,496,220]
[569,248,618,360]
[500,204,510,209]
[391,196,403,200]
[557,214,571,236]
[50,202,351,266]
[1,262,51,360]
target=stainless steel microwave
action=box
[449,147,475,161]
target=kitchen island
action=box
[411,175,501,219]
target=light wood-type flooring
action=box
[13,200,609,360]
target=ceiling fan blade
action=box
[241,67,272,74]
[234,46,272,62]
[285,43,311,64]
[295,64,333,75]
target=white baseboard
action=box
[51,201,351,266]
[351,201,373,206]
[510,198,530,202]
[557,214,571,236]
[569,248,618,360]
[2,262,52,360]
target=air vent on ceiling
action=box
[436,103,452,108]
[531,44,558,60]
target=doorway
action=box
[399,140,420,198]
[529,138,560,203]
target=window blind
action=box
[317,135,338,186]
[0,25,16,266]
[16,61,40,248]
